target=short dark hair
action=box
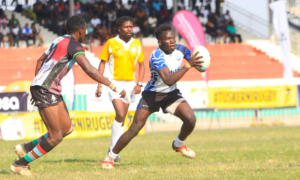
[154,24,173,40]
[66,15,86,34]
[116,16,134,28]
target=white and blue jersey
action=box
[144,44,191,93]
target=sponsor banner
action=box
[270,1,293,79]
[0,114,9,140]
[0,111,144,141]
[0,92,28,112]
[208,85,298,109]
[173,10,206,50]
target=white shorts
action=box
[108,79,136,104]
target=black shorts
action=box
[137,89,186,113]
[30,86,63,108]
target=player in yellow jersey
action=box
[95,16,145,162]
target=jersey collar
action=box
[115,35,133,50]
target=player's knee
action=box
[116,111,126,121]
[49,133,63,146]
[186,114,196,129]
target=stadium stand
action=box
[1,43,298,87]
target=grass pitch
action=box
[0,127,300,179]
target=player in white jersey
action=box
[101,24,204,169]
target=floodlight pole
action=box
[69,0,75,16]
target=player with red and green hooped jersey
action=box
[10,15,126,175]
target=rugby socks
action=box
[174,136,185,148]
[24,132,50,152]
[108,150,118,159]
[15,139,54,166]
[110,119,124,151]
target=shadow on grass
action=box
[42,159,96,163]
[0,170,10,174]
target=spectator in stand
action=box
[148,13,157,36]
[0,24,12,47]
[124,1,132,11]
[86,18,94,36]
[45,0,56,26]
[56,0,65,18]
[31,23,44,46]
[21,23,33,47]
[152,0,161,12]
[177,0,185,10]
[22,0,37,22]
[74,0,82,15]
[117,6,130,18]
[33,0,45,24]
[8,14,20,28]
[91,14,101,29]
[158,6,169,23]
[0,14,8,26]
[10,23,20,47]
[136,7,146,20]
[107,9,117,29]
[133,22,142,42]
[223,10,232,22]
[57,15,66,35]
[226,21,242,43]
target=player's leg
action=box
[11,100,72,175]
[14,101,73,159]
[101,108,152,169]
[170,102,196,158]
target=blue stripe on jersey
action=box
[175,44,191,60]
[152,48,167,71]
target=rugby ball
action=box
[192,45,211,71]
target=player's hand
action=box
[133,84,141,94]
[95,85,102,97]
[188,52,204,67]
[112,87,126,98]
[30,97,34,105]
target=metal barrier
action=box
[223,1,271,38]
[145,107,300,133]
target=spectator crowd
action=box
[0,0,242,47]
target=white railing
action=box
[223,1,271,38]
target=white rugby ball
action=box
[192,45,211,71]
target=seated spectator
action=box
[33,0,45,24]
[74,0,82,15]
[158,6,169,22]
[91,14,101,29]
[206,21,217,43]
[0,14,8,26]
[136,7,146,20]
[31,23,44,46]
[0,24,12,47]
[177,0,185,10]
[226,21,242,43]
[56,0,65,18]
[8,14,20,28]
[10,23,20,47]
[22,0,37,22]
[133,23,142,42]
[93,25,108,45]
[124,1,132,11]
[21,23,33,47]
[117,6,130,18]
[57,15,66,35]
[148,13,157,36]
[152,0,161,12]
[223,10,232,22]
[108,9,117,29]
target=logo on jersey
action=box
[131,47,136,54]
[115,47,120,52]
[51,95,57,103]
[76,47,84,51]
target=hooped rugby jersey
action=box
[99,35,144,80]
[31,35,85,94]
[144,44,191,93]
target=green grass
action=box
[1,127,300,179]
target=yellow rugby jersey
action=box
[99,36,144,80]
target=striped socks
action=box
[24,132,50,152]
[15,139,54,166]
